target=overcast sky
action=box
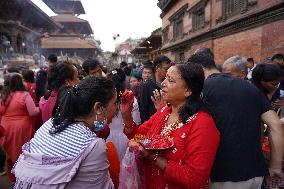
[31,0,162,52]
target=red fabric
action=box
[32,113,43,131]
[0,125,5,147]
[262,136,270,152]
[0,125,5,137]
[25,82,37,104]
[24,89,43,132]
[125,105,220,189]
[41,91,58,123]
[106,142,120,189]
[0,92,36,182]
[7,159,16,182]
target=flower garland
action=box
[160,113,198,137]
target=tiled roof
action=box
[41,36,97,49]
[51,14,93,34]
[43,0,85,14]
[51,14,88,23]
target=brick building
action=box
[158,0,284,64]
[115,38,144,64]
[131,28,162,62]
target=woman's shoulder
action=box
[192,111,219,134]
[82,137,107,161]
[13,91,29,101]
[196,111,214,120]
[60,122,97,145]
[31,120,99,157]
[186,111,216,129]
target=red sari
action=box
[0,92,39,181]
[25,82,43,131]
[125,105,220,189]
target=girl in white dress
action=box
[106,69,141,161]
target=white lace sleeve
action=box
[131,97,141,125]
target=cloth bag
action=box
[118,147,141,189]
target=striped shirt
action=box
[30,119,96,157]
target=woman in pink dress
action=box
[0,73,40,183]
[41,62,79,123]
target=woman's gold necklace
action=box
[160,113,198,137]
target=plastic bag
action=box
[118,147,141,189]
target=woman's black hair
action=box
[108,68,126,103]
[1,73,26,104]
[50,76,115,134]
[48,62,75,91]
[177,63,206,123]
[251,63,282,95]
[35,69,48,103]
[22,69,35,83]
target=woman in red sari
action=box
[0,73,39,183]
[121,63,220,189]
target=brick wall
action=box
[213,27,262,64]
[211,0,222,27]
[160,0,283,64]
[162,0,189,27]
[187,40,213,60]
[261,19,284,60]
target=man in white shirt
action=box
[247,58,256,80]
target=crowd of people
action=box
[0,50,283,189]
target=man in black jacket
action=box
[189,49,284,189]
[139,56,171,123]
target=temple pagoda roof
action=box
[0,0,62,32]
[51,14,93,34]
[41,35,98,49]
[26,0,63,31]
[43,0,85,15]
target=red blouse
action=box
[125,105,220,189]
